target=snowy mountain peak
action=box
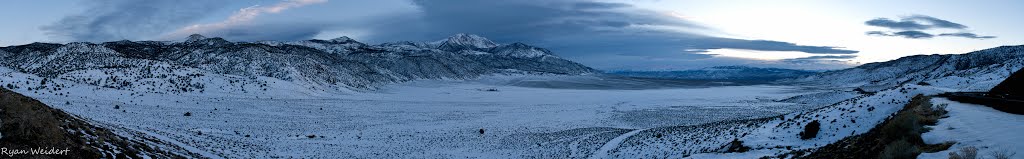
[186,34,207,42]
[438,33,498,50]
[329,36,357,43]
[489,42,553,58]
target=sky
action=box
[0,0,1021,71]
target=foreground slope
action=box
[618,45,1024,158]
[0,88,186,158]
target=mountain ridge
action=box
[0,34,597,93]
[789,45,1024,91]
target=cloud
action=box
[363,0,855,61]
[780,55,858,66]
[865,15,994,40]
[865,15,966,30]
[162,0,327,40]
[40,0,231,42]
[938,32,996,39]
[39,0,857,70]
[788,55,857,60]
[866,30,935,39]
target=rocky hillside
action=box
[0,33,596,93]
[790,45,1024,92]
[0,88,187,158]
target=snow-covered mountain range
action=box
[0,33,596,93]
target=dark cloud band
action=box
[865,15,966,30]
[865,15,994,40]
[866,31,935,39]
[938,32,996,39]
[41,0,230,42]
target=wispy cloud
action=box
[40,0,231,42]
[938,32,996,39]
[865,15,966,30]
[163,0,327,39]
[780,55,857,65]
[865,15,994,40]
[866,30,935,39]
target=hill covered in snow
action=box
[0,33,596,94]
[789,45,1024,92]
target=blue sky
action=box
[1,0,1021,70]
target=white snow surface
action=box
[918,98,1024,159]
[1,66,831,158]
[2,48,1022,158]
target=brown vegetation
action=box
[0,88,184,158]
[798,95,953,159]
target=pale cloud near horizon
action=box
[161,0,327,40]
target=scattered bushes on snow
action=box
[799,95,954,159]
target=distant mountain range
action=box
[0,33,596,93]
[608,66,820,81]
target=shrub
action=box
[725,139,751,153]
[879,139,919,159]
[800,120,820,140]
[948,146,978,159]
[880,111,921,141]
[992,150,1016,159]
[183,112,192,116]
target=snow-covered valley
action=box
[1,34,1022,158]
[3,66,835,158]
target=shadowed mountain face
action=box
[0,34,596,92]
[989,68,1024,97]
[0,88,185,158]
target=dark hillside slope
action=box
[0,88,185,158]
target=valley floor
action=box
[5,66,1020,158]
[14,75,829,158]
